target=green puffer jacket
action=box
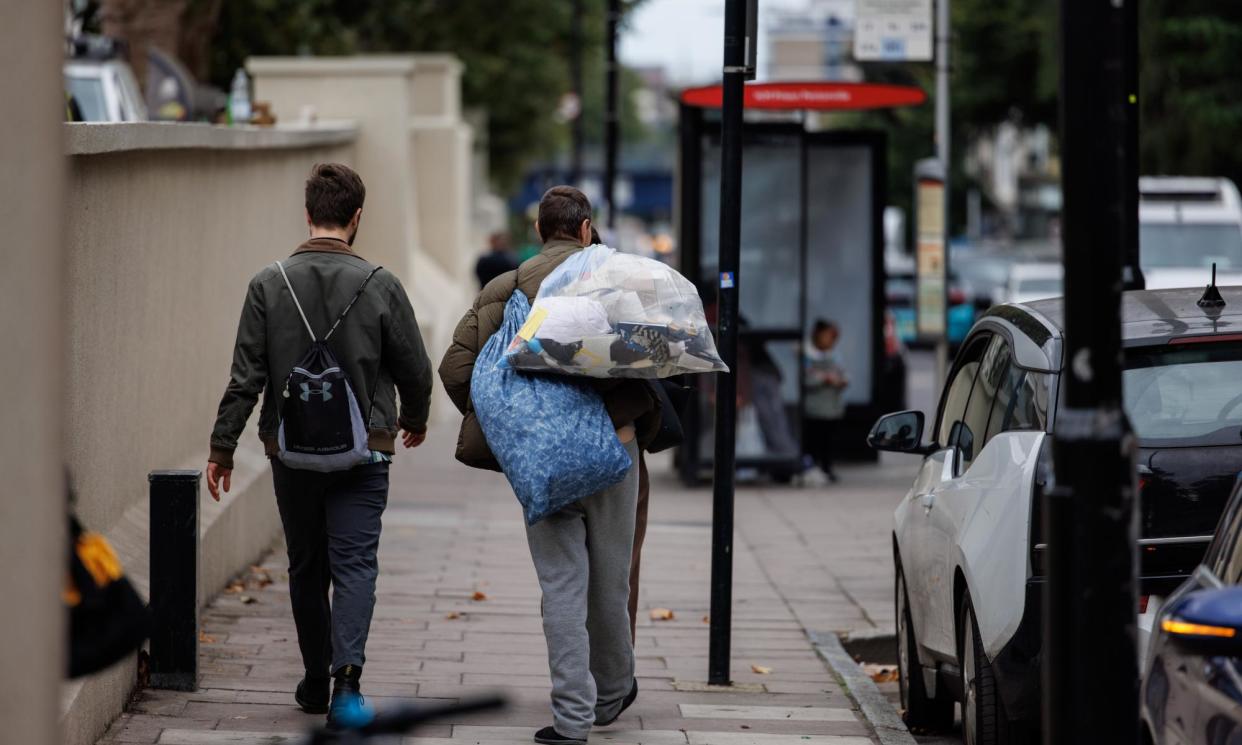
[209,238,434,469]
[438,238,660,471]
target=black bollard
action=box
[148,470,200,691]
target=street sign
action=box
[854,0,934,62]
[680,82,926,111]
[916,170,946,336]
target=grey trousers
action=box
[272,459,389,676]
[526,439,640,738]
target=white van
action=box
[1140,176,1242,289]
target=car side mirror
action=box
[1162,586,1242,656]
[867,410,931,455]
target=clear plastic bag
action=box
[501,245,728,378]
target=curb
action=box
[810,630,918,745]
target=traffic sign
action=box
[854,0,934,62]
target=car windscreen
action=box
[1124,342,1242,444]
[1139,223,1242,270]
[66,75,108,122]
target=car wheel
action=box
[896,563,954,730]
[959,593,1005,745]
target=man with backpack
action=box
[206,163,433,726]
[439,186,659,745]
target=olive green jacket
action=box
[209,238,433,469]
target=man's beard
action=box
[347,219,361,246]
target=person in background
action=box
[804,319,848,483]
[475,231,519,289]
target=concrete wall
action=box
[0,1,68,744]
[249,55,481,422]
[60,121,358,745]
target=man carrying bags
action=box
[439,186,658,745]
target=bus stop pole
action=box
[604,0,619,229]
[934,0,951,388]
[1043,0,1139,741]
[708,0,750,687]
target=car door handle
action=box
[921,493,936,511]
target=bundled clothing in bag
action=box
[500,245,727,379]
[438,239,661,472]
[471,290,633,525]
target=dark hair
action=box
[813,319,838,335]
[590,227,602,245]
[537,186,592,243]
[305,163,366,228]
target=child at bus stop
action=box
[804,319,848,483]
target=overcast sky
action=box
[619,0,829,85]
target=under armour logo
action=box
[300,381,333,402]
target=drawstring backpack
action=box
[275,260,380,472]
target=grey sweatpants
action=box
[526,440,640,739]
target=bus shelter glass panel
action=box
[806,142,875,405]
[700,132,804,330]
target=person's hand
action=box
[206,462,232,502]
[402,429,427,448]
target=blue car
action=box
[1142,474,1242,745]
[886,272,976,347]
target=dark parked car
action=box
[1142,473,1242,745]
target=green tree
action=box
[209,0,646,189]
[1140,1,1242,185]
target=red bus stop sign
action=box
[680,81,926,111]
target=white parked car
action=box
[64,58,146,122]
[1140,176,1242,289]
[872,287,1242,745]
[1002,262,1062,305]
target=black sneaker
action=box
[294,674,330,714]
[595,679,638,726]
[533,726,587,744]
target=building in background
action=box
[765,0,861,82]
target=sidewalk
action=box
[99,426,921,745]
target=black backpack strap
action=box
[324,266,382,341]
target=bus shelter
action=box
[677,82,926,484]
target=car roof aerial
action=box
[1007,286,1242,346]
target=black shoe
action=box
[295,674,330,714]
[533,726,587,744]
[594,679,638,726]
[326,664,369,730]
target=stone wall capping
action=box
[65,120,359,156]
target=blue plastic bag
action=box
[471,291,633,525]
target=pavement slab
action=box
[99,405,928,745]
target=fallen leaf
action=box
[751,664,773,675]
[472,591,488,602]
[445,611,462,620]
[248,567,274,588]
[199,631,217,644]
[239,595,257,605]
[223,581,245,594]
[702,615,710,624]
[650,608,675,621]
[862,663,899,683]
